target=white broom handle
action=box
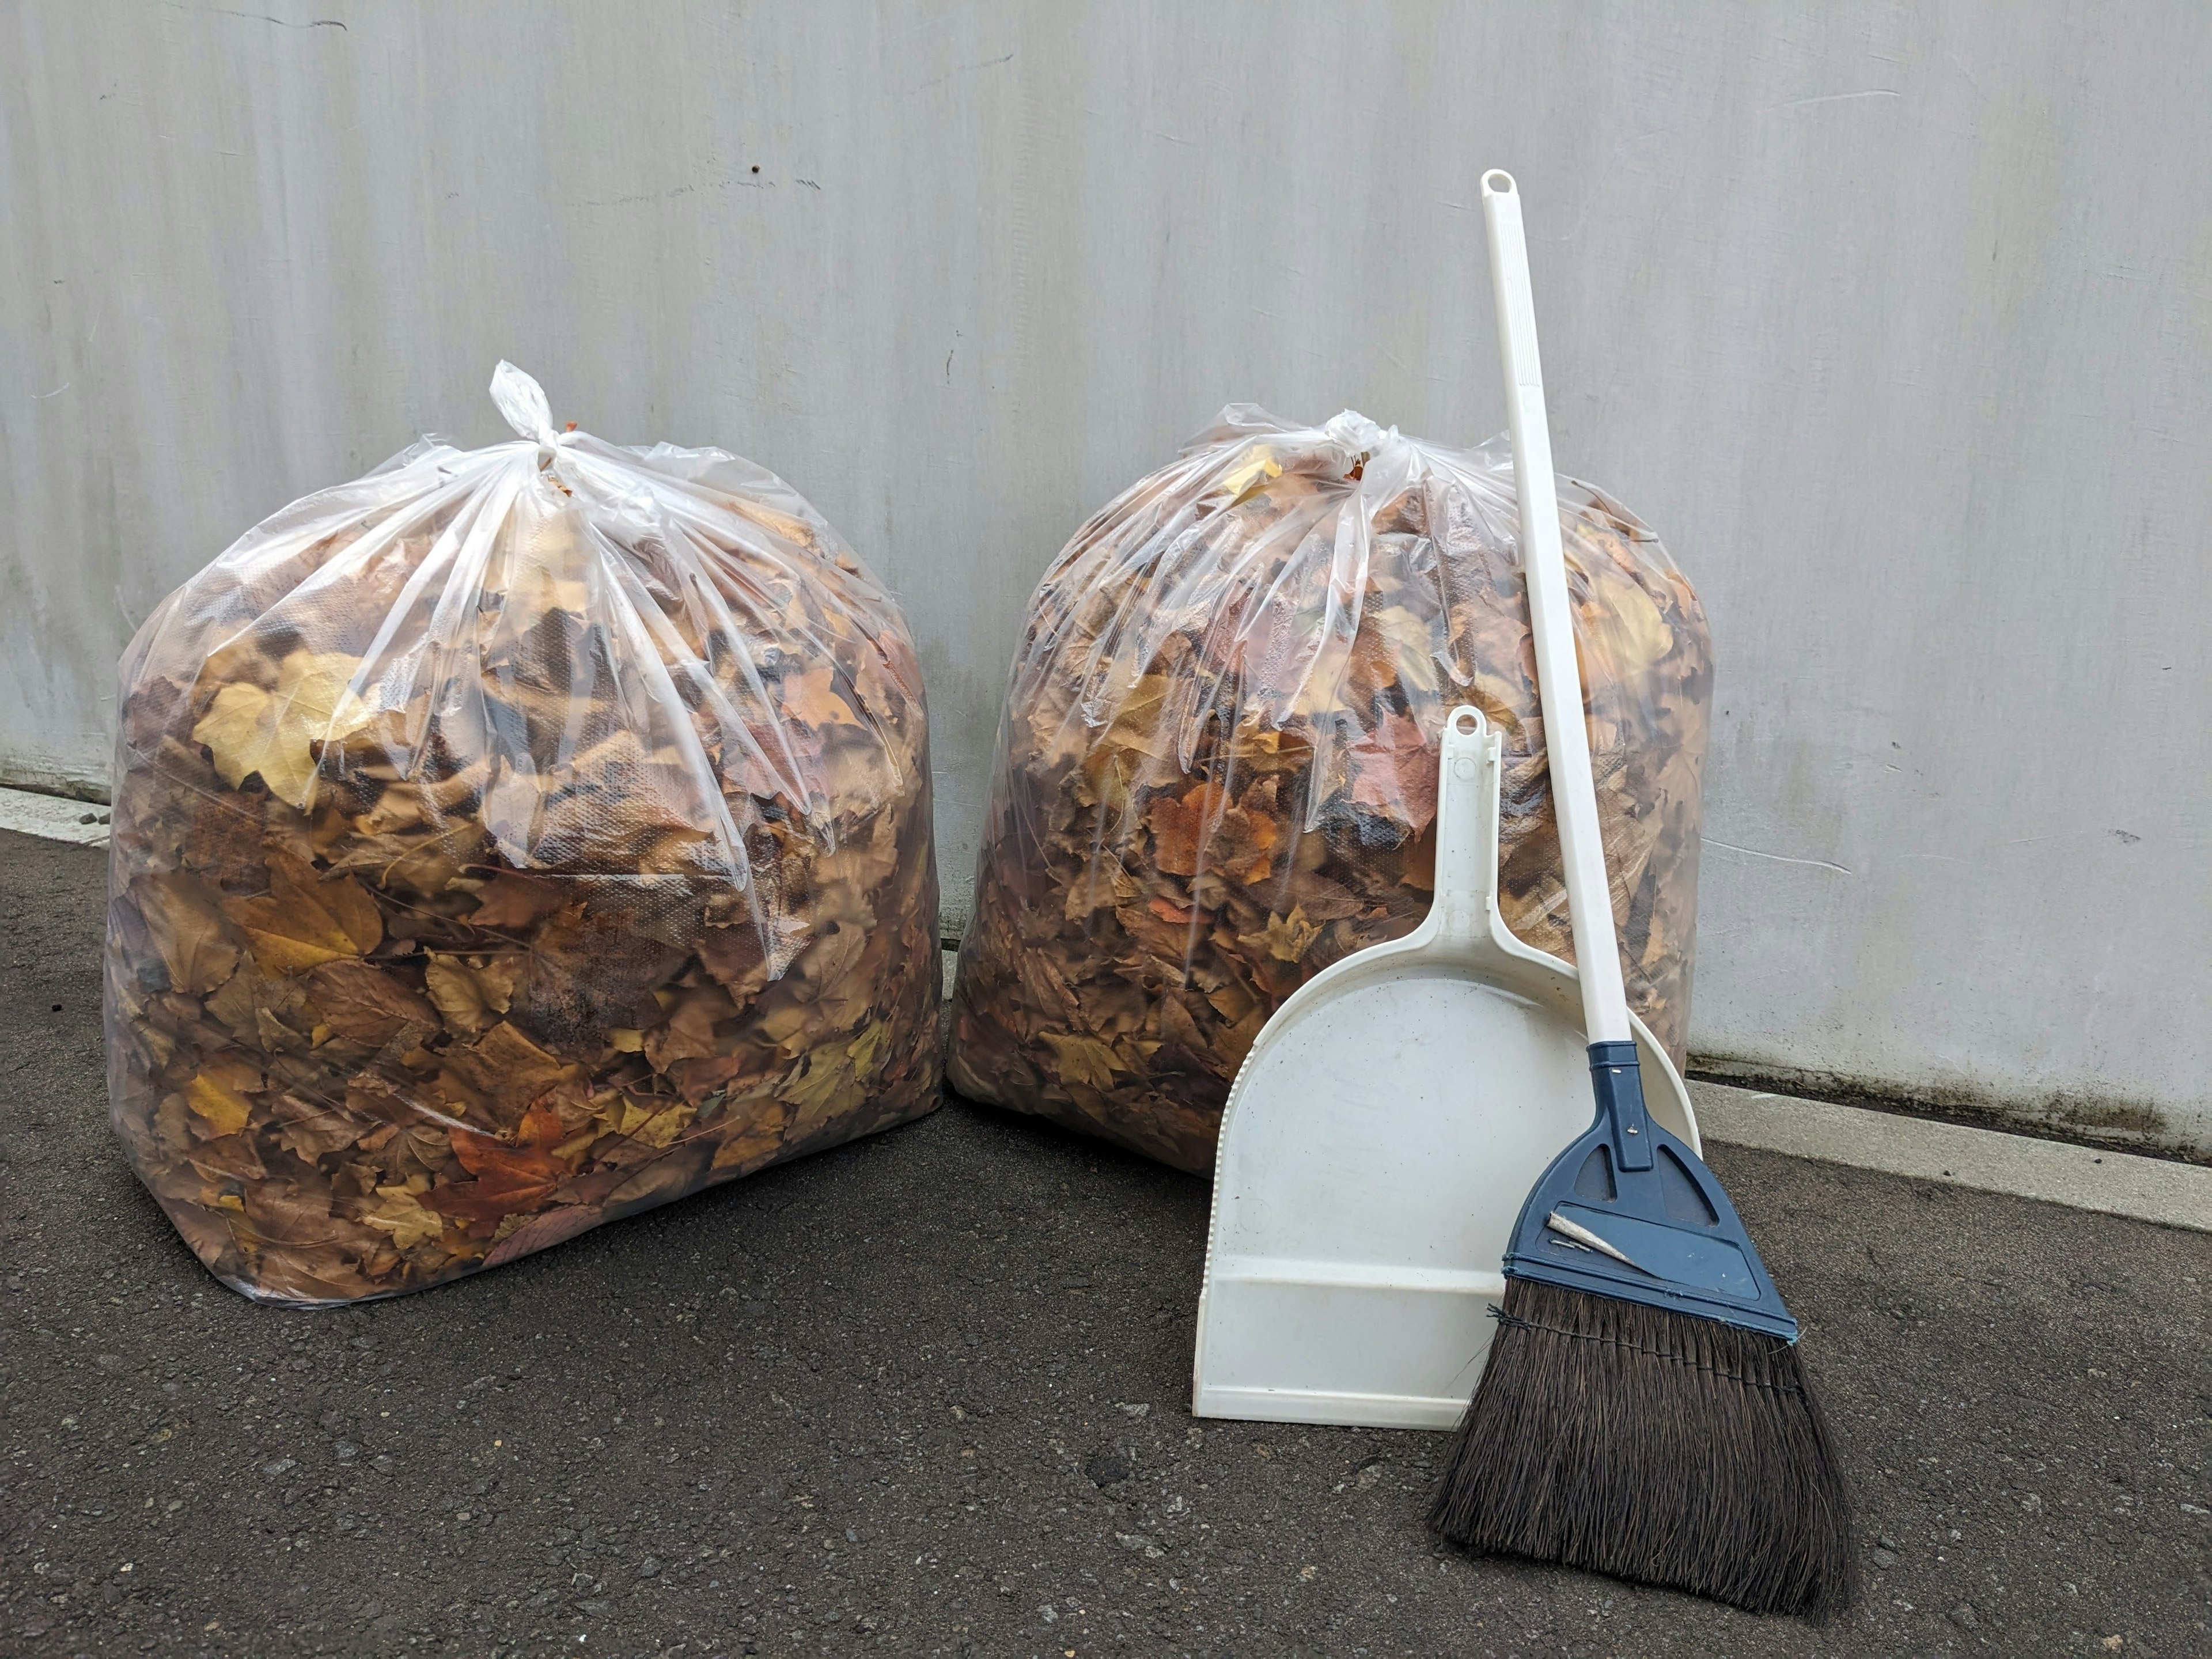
[1480,170,1631,1047]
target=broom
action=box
[1427,172,1854,1617]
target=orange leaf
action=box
[1148,783,1225,878]
[1346,712,1438,835]
[514,1097,569,1152]
[448,1126,565,1192]
[778,664,864,730]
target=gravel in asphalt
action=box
[2,829,2207,1657]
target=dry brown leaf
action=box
[1238,906,1323,964]
[132,874,241,995]
[1040,1031,1119,1090]
[422,955,517,1037]
[305,960,441,1047]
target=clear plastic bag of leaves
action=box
[106,363,941,1305]
[949,407,1709,1172]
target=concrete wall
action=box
[5,2,2206,1152]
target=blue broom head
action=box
[1503,1041,1799,1342]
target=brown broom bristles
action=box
[1429,1277,1855,1616]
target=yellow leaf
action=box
[217,848,372,976]
[634,1101,696,1150]
[360,1185,444,1251]
[1218,445,1282,501]
[1239,904,1322,964]
[190,650,378,806]
[221,889,359,976]
[600,1096,654,1137]
[846,1020,888,1079]
[1040,1031,1119,1090]
[551,1126,605,1161]
[711,1097,792,1171]
[781,1054,857,1116]
[244,929,353,976]
[605,1028,645,1053]
[184,1070,254,1136]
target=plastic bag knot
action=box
[1321,409,1393,463]
[488,359,571,453]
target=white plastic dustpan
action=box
[1191,703,1699,1430]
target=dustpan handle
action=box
[1428,705,1503,945]
[1479,171,1631,1052]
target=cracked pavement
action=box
[2,829,2208,1657]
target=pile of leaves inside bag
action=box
[949,407,1709,1172]
[106,364,940,1304]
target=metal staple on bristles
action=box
[1487,1307,1812,1399]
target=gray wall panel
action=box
[3,1,2205,1146]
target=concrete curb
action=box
[1692,1079,2212,1234]
[0,784,109,847]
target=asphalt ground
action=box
[2,827,2207,1658]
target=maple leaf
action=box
[513,1097,569,1152]
[466,872,570,931]
[183,1130,267,1183]
[779,1052,867,1140]
[238,1180,380,1249]
[589,1093,658,1140]
[668,1048,777,1105]
[430,1126,565,1221]
[441,1022,586,1120]
[846,1020,888,1078]
[643,984,735,1073]
[266,1091,366,1161]
[269,851,382,955]
[697,919,778,1001]
[512,906,687,1046]
[632,1100,697,1150]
